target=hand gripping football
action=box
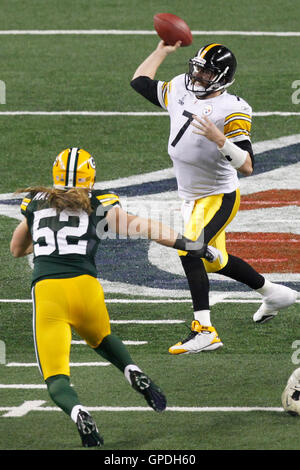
[153,13,193,47]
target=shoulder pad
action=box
[233,95,252,115]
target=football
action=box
[153,13,193,47]
[281,368,300,416]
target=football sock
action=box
[180,255,210,311]
[194,310,212,326]
[46,374,80,417]
[70,404,89,423]
[217,254,265,290]
[94,334,134,373]
[124,364,142,385]
[256,279,274,296]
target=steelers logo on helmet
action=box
[185,43,237,98]
[53,147,96,189]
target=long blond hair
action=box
[16,186,92,214]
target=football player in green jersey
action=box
[10,147,220,448]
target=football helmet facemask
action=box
[185,43,237,98]
[53,147,96,189]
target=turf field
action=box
[0,0,300,452]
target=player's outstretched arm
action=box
[10,219,33,257]
[132,40,181,80]
[106,205,178,247]
[105,206,221,262]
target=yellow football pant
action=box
[32,275,111,380]
[178,190,240,272]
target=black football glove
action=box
[173,235,224,263]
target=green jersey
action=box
[20,189,120,285]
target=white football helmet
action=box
[281,368,300,416]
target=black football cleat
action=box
[130,370,167,412]
[76,410,104,448]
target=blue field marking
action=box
[1,142,299,294]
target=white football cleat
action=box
[168,320,223,355]
[253,283,298,324]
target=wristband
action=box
[218,138,248,169]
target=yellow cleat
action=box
[168,320,223,355]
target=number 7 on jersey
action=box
[171,110,194,147]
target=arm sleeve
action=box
[20,194,32,217]
[92,191,121,234]
[130,76,162,107]
[235,139,255,167]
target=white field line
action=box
[6,362,110,367]
[71,340,147,345]
[110,320,185,324]
[0,299,299,304]
[122,340,147,345]
[0,384,46,389]
[29,405,285,412]
[1,401,46,417]
[0,30,299,37]
[0,111,299,117]
[0,400,284,418]
[0,111,167,116]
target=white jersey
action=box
[157,74,252,200]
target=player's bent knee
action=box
[180,254,205,272]
[46,374,70,399]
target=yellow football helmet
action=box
[53,147,96,189]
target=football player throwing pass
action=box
[131,40,298,355]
